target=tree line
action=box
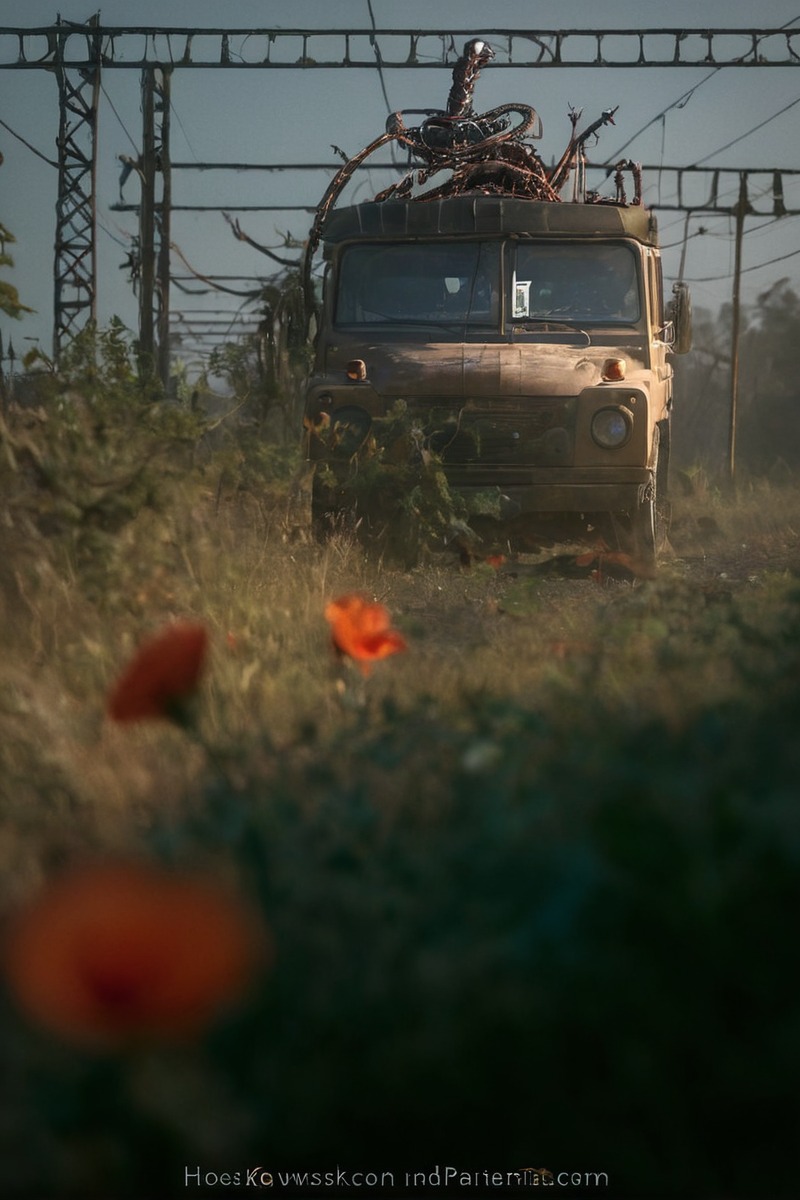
[673,277,800,479]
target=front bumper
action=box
[448,466,654,516]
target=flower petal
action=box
[3,861,267,1047]
[107,621,208,722]
[324,593,407,670]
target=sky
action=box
[1,0,800,367]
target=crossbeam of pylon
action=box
[108,164,800,219]
[2,25,800,69]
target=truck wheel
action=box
[348,504,420,569]
[311,503,340,542]
[310,471,358,542]
[629,423,670,570]
[627,477,672,570]
[605,481,666,573]
[631,484,658,569]
[311,492,355,542]
[378,510,422,569]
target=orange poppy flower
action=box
[324,593,407,676]
[3,861,267,1048]
[107,621,208,723]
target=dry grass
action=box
[3,465,800,893]
[2,436,800,1197]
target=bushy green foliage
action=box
[206,275,311,439]
[673,278,800,477]
[0,321,206,593]
[0,220,33,320]
[316,400,470,564]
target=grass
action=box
[2,387,800,1198]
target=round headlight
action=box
[329,405,372,459]
[304,392,334,432]
[591,406,632,449]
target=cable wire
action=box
[690,94,800,166]
[0,117,57,168]
[366,0,394,117]
[170,98,200,163]
[99,81,139,155]
[366,0,401,171]
[678,242,800,283]
[604,13,800,163]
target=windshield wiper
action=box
[513,318,591,344]
[358,317,489,334]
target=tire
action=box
[311,503,341,542]
[631,483,658,569]
[630,423,670,570]
[310,485,353,543]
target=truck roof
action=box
[320,196,659,248]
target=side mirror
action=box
[665,281,692,355]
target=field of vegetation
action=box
[1,326,799,1199]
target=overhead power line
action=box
[0,115,57,166]
[691,94,800,166]
[604,12,800,162]
[366,0,394,116]
[99,81,139,154]
[682,242,800,284]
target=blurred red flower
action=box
[107,621,208,722]
[3,861,267,1048]
[324,593,407,676]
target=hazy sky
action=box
[2,0,800,362]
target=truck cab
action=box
[303,193,691,567]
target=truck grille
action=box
[423,398,575,468]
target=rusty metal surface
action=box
[316,197,657,244]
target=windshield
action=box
[336,242,501,328]
[334,238,641,330]
[512,243,640,324]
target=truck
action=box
[301,40,692,569]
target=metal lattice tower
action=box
[53,16,100,361]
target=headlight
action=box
[329,405,372,459]
[591,406,632,449]
[304,392,334,433]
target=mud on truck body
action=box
[302,39,692,568]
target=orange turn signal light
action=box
[346,358,368,381]
[601,357,627,382]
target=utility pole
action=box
[137,66,172,389]
[727,175,752,486]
